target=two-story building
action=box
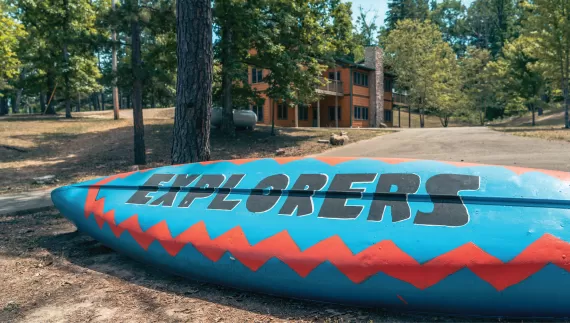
[248,46,402,128]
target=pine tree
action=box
[385,0,430,31]
[171,0,213,163]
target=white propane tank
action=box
[211,107,258,129]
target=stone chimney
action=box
[364,47,384,127]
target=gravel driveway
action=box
[318,127,570,171]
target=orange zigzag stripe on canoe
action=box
[84,175,570,291]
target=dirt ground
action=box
[1,209,557,323]
[0,109,389,195]
[2,110,569,323]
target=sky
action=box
[349,0,475,27]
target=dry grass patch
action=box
[0,111,391,194]
[492,126,570,142]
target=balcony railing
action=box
[393,93,410,106]
[317,78,343,96]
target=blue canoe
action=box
[51,157,570,318]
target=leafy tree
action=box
[493,37,545,124]
[0,2,26,95]
[385,0,430,31]
[328,1,355,59]
[430,0,467,56]
[465,0,520,57]
[384,19,460,127]
[521,0,570,128]
[354,6,379,47]
[253,0,336,135]
[213,0,263,136]
[430,48,464,127]
[141,0,177,109]
[460,47,494,125]
[15,0,102,116]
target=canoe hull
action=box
[51,157,570,318]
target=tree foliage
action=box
[384,19,460,127]
[464,0,520,57]
[430,0,467,56]
[521,0,570,128]
[252,0,344,134]
[460,47,494,125]
[385,0,429,31]
[0,2,26,92]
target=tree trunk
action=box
[334,68,338,128]
[100,91,105,110]
[562,78,570,129]
[119,89,123,110]
[13,91,22,114]
[398,107,401,128]
[127,91,131,110]
[91,93,97,111]
[408,106,411,128]
[63,0,72,119]
[171,0,212,164]
[531,103,535,126]
[271,100,276,136]
[0,96,7,116]
[45,72,56,114]
[39,92,46,114]
[220,23,236,137]
[131,7,146,165]
[11,96,17,114]
[76,93,81,112]
[151,92,156,109]
[111,0,120,120]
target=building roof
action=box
[334,57,397,78]
[334,58,375,71]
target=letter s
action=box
[413,174,480,227]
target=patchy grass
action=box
[492,126,570,142]
[0,208,553,323]
[489,107,567,127]
[0,109,391,195]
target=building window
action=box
[278,104,288,120]
[328,106,341,121]
[354,71,368,87]
[384,110,393,122]
[384,78,393,92]
[252,68,263,84]
[252,104,264,122]
[328,71,341,81]
[354,106,369,120]
[299,105,309,120]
